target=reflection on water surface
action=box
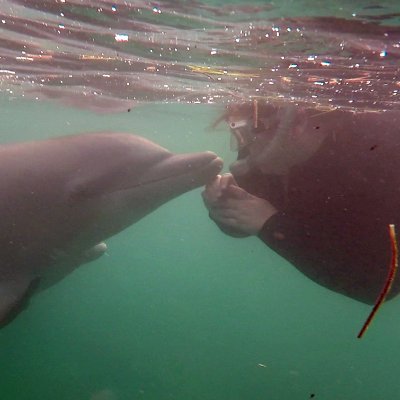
[0,0,400,112]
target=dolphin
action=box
[0,132,223,327]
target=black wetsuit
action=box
[236,111,400,304]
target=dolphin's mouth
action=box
[110,152,223,194]
[193,154,224,184]
[159,153,223,189]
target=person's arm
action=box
[202,173,330,277]
[257,211,349,291]
[257,212,318,264]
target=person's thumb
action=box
[220,173,238,190]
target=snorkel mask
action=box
[227,103,328,177]
[227,112,279,153]
[228,117,254,150]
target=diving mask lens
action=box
[228,119,258,151]
[229,119,248,130]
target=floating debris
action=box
[357,224,398,338]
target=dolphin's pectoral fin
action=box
[81,242,108,264]
[0,276,40,328]
[49,241,108,266]
[40,242,108,291]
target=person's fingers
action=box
[219,173,238,190]
[202,190,219,208]
[203,173,243,206]
[209,211,239,228]
[207,196,243,213]
[202,175,223,205]
[209,207,238,219]
[204,174,221,191]
[223,184,249,199]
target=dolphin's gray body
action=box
[0,132,222,327]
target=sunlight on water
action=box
[0,0,400,111]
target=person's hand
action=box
[202,173,278,237]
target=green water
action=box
[1,97,400,400]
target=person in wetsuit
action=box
[202,102,400,304]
